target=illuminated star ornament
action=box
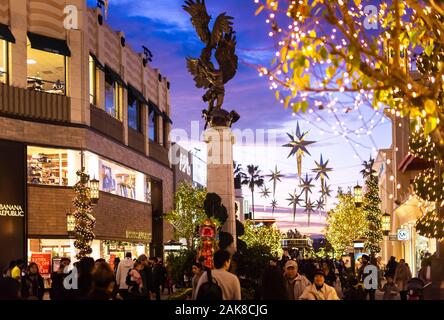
[260,186,271,198]
[267,165,285,198]
[283,122,315,178]
[315,197,325,219]
[312,154,333,192]
[299,173,314,225]
[270,199,278,215]
[320,182,332,208]
[287,190,303,222]
[303,198,315,227]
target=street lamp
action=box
[382,212,391,236]
[90,177,100,204]
[66,213,75,238]
[354,183,363,207]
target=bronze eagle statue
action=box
[183,0,239,128]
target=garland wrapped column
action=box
[363,174,383,258]
[72,170,96,259]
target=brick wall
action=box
[28,185,153,241]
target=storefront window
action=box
[27,39,66,95]
[27,146,81,186]
[0,40,7,84]
[128,92,141,131]
[96,156,146,202]
[145,177,152,203]
[105,74,122,120]
[89,55,96,105]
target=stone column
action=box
[204,126,236,250]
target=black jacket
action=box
[21,274,44,300]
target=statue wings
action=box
[183,0,211,43]
[186,58,212,89]
[215,31,238,83]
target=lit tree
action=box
[72,170,96,259]
[362,160,384,258]
[326,190,367,258]
[255,0,444,159]
[165,183,207,250]
[240,219,283,257]
[242,165,264,220]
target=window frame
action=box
[89,55,97,105]
[104,75,122,121]
[0,40,9,85]
[127,91,142,132]
[148,110,159,142]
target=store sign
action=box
[397,228,410,241]
[388,234,398,241]
[0,140,26,272]
[125,231,152,242]
[31,253,51,275]
[179,153,191,176]
[0,204,25,217]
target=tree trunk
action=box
[251,189,255,222]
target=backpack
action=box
[196,269,223,300]
[126,269,137,287]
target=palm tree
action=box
[241,165,264,221]
[233,162,246,189]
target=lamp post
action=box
[66,213,75,238]
[382,212,391,236]
[90,177,100,204]
[354,182,363,207]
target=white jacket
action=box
[285,274,311,300]
[115,258,134,290]
[299,283,340,300]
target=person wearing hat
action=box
[283,260,311,300]
[299,269,340,300]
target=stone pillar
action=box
[204,126,236,249]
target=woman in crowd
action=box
[394,259,412,300]
[88,261,116,300]
[21,262,44,300]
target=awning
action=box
[394,196,424,227]
[148,100,162,115]
[127,84,148,105]
[0,24,15,43]
[105,65,126,87]
[162,111,173,124]
[27,32,70,56]
[90,53,105,71]
[398,153,433,172]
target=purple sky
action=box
[90,0,393,236]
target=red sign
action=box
[31,253,51,275]
[109,254,116,271]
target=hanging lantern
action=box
[90,177,100,204]
[354,183,363,207]
[382,212,391,236]
[66,213,75,237]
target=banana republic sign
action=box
[0,140,26,271]
[0,204,25,217]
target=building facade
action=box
[0,0,174,271]
[376,112,437,275]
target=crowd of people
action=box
[0,249,430,301]
[0,253,172,300]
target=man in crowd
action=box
[300,270,340,300]
[152,257,164,301]
[357,254,377,300]
[115,252,134,300]
[283,260,311,300]
[137,254,153,300]
[195,250,241,300]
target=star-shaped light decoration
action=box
[266,165,285,198]
[320,181,332,208]
[303,197,315,227]
[270,199,278,215]
[299,173,315,202]
[260,186,271,198]
[282,122,316,178]
[315,197,325,219]
[360,156,376,179]
[312,154,333,193]
[287,190,303,222]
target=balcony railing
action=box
[0,82,70,122]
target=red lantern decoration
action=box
[198,219,216,269]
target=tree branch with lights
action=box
[254,0,444,158]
